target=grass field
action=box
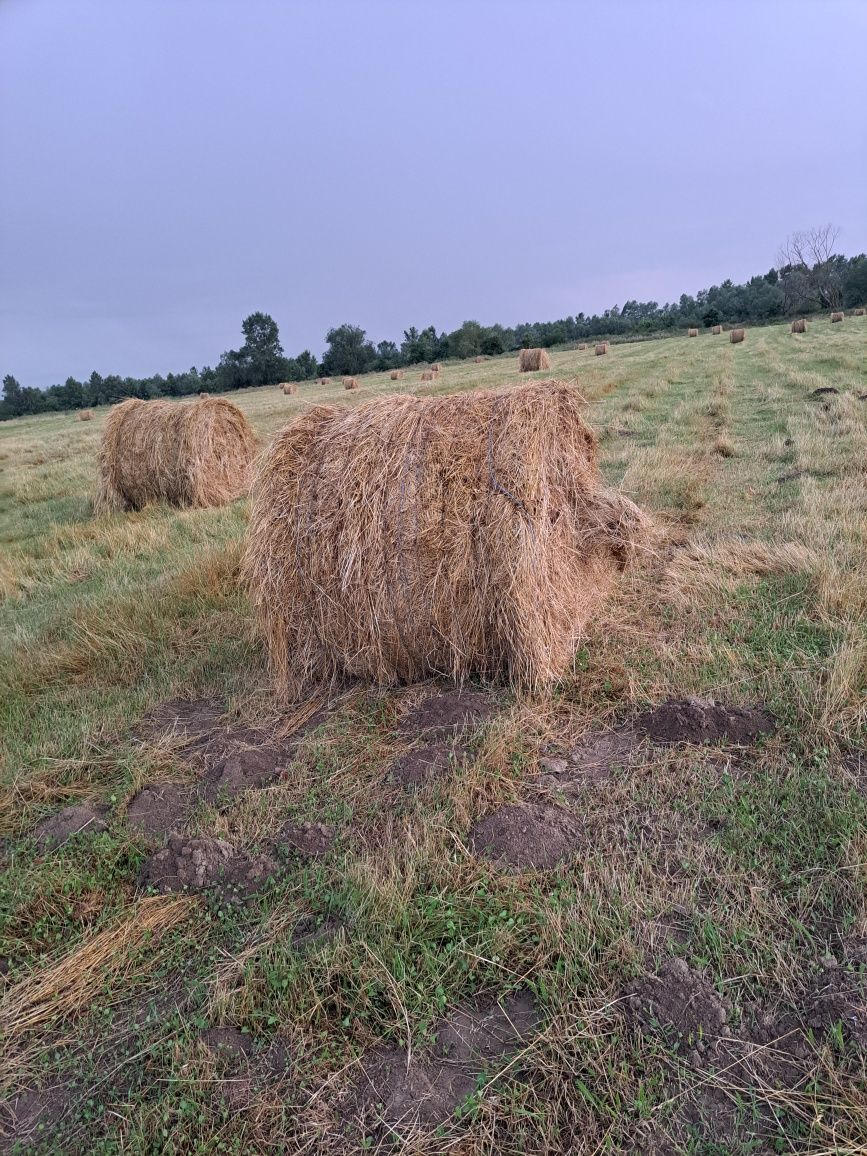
[1,319,866,1154]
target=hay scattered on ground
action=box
[243,380,651,697]
[93,396,258,513]
[343,377,359,390]
[595,343,609,355]
[730,328,745,344]
[77,409,93,422]
[389,370,404,380]
[830,311,844,323]
[281,383,298,395]
[518,348,552,372]
[791,318,807,333]
[711,325,722,335]
[688,328,698,337]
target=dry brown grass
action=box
[389,370,404,381]
[595,343,609,356]
[518,348,551,372]
[711,325,722,335]
[281,382,298,395]
[343,377,359,390]
[688,328,698,337]
[77,409,93,422]
[93,396,258,514]
[730,328,745,344]
[791,318,807,333]
[243,380,651,697]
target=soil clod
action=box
[636,697,775,746]
[140,834,277,898]
[626,958,731,1057]
[469,802,583,870]
[126,782,193,837]
[278,821,335,859]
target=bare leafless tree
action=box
[777,224,844,310]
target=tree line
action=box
[3,227,865,420]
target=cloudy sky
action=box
[1,0,865,387]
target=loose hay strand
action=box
[0,895,194,1040]
[243,380,651,698]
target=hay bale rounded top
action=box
[791,318,807,333]
[243,380,650,697]
[94,396,258,513]
[830,311,844,323]
[518,348,551,372]
[688,328,698,337]
[711,325,722,335]
[730,329,745,343]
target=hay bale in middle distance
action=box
[281,383,298,395]
[343,377,359,390]
[578,343,588,351]
[389,370,404,381]
[77,409,94,422]
[243,380,650,697]
[730,329,745,344]
[420,370,434,382]
[711,325,722,335]
[791,318,807,333]
[518,348,551,372]
[830,312,844,323]
[688,328,698,337]
[853,308,866,316]
[595,342,609,355]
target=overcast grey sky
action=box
[1,0,865,388]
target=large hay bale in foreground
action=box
[595,343,609,356]
[791,318,807,334]
[343,377,359,390]
[830,311,844,323]
[94,396,257,514]
[244,381,649,696]
[518,348,551,372]
[282,383,298,395]
[78,409,94,422]
[730,329,745,344]
[711,325,722,335]
[688,328,698,337]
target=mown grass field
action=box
[1,319,866,1154]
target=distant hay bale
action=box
[282,383,298,395]
[199,391,210,398]
[94,396,257,514]
[730,329,745,344]
[243,380,650,697]
[578,343,588,351]
[473,355,485,363]
[711,325,722,335]
[77,409,94,422]
[791,318,807,334]
[389,370,404,380]
[431,363,441,373]
[420,370,434,382]
[343,377,359,390]
[688,328,698,337]
[319,377,330,385]
[595,343,609,356]
[830,312,844,323]
[853,308,866,316]
[518,348,551,372]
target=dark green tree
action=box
[321,325,376,376]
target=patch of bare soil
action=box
[636,697,775,746]
[0,1083,72,1153]
[398,687,499,742]
[32,805,107,850]
[198,1025,290,1110]
[626,958,731,1058]
[139,834,278,899]
[535,728,639,796]
[469,802,583,871]
[278,822,335,859]
[126,782,193,837]
[350,991,538,1130]
[389,743,468,790]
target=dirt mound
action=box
[399,688,499,742]
[626,958,731,1056]
[469,802,583,871]
[33,805,107,850]
[636,698,775,746]
[352,991,538,1129]
[126,783,193,837]
[278,822,335,859]
[201,747,285,803]
[140,834,277,899]
[810,386,839,397]
[199,1026,254,1060]
[389,744,468,790]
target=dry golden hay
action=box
[518,348,552,372]
[595,342,609,355]
[730,329,745,344]
[791,318,807,333]
[578,343,588,351]
[420,370,434,382]
[830,311,844,323]
[343,377,359,390]
[282,383,298,395]
[853,307,866,316]
[93,395,258,514]
[77,409,94,422]
[243,379,651,697]
[711,325,722,335]
[389,370,404,381]
[688,328,698,337]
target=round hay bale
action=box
[244,381,650,697]
[791,318,807,334]
[343,377,359,390]
[730,329,745,344]
[420,370,434,382]
[711,325,722,335]
[594,343,609,356]
[430,363,441,374]
[688,328,698,337]
[853,307,866,317]
[199,391,210,398]
[389,370,404,381]
[94,396,258,514]
[319,377,330,385]
[473,355,485,363]
[518,348,552,373]
[578,343,588,351]
[830,312,844,323]
[282,383,298,395]
[77,409,94,422]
